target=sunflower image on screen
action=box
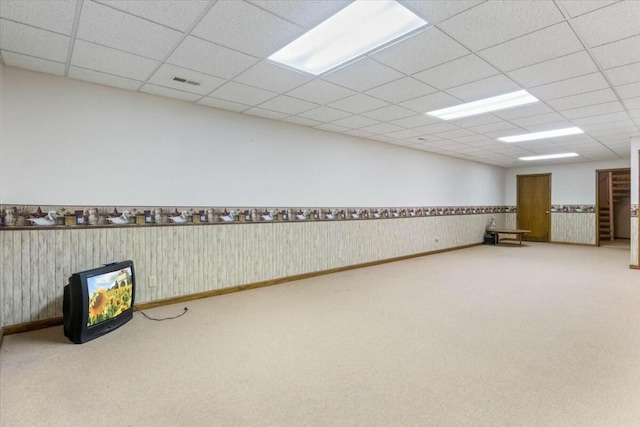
[86,267,133,327]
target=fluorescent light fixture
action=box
[499,127,583,143]
[268,0,427,75]
[426,90,539,120]
[519,153,579,161]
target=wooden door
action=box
[517,174,551,242]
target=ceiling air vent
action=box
[172,76,201,86]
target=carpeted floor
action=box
[1,242,639,427]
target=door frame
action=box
[595,167,631,247]
[516,173,551,242]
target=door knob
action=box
[545,211,549,214]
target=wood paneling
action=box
[631,218,639,267]
[551,213,597,245]
[0,214,499,327]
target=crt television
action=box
[63,260,136,344]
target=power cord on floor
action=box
[136,306,188,321]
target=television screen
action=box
[86,266,134,327]
[64,260,136,344]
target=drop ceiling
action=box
[1,0,639,167]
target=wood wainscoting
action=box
[3,242,481,335]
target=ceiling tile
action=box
[286,79,355,105]
[197,97,250,112]
[0,19,69,62]
[1,50,65,75]
[209,81,277,106]
[148,63,225,95]
[359,123,405,135]
[468,120,516,134]
[399,0,483,23]
[389,114,439,129]
[627,108,640,119]
[572,111,630,126]
[282,116,322,127]
[581,120,636,132]
[331,115,380,129]
[368,135,394,143]
[450,114,502,128]
[460,136,498,145]
[243,107,289,120]
[446,74,521,102]
[68,65,141,90]
[522,120,576,133]
[546,88,618,111]
[384,129,424,140]
[560,101,625,119]
[361,105,416,122]
[167,36,257,79]
[493,103,554,120]
[400,91,461,114]
[527,72,609,100]
[365,77,437,103]
[234,61,311,93]
[248,0,350,29]
[439,1,563,50]
[140,84,202,102]
[413,54,499,90]
[71,39,159,81]
[257,95,318,115]
[323,57,404,92]
[343,129,375,138]
[480,23,583,72]
[558,1,618,18]
[623,97,640,110]
[570,1,640,48]
[0,0,76,35]
[370,27,469,75]
[591,35,640,69]
[616,82,640,100]
[77,1,182,60]
[297,106,352,122]
[95,0,210,32]
[510,112,566,127]
[414,122,460,134]
[432,128,477,139]
[328,94,389,115]
[605,61,640,86]
[508,51,598,88]
[314,123,350,133]
[192,1,303,58]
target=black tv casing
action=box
[63,260,136,344]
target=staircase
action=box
[611,171,630,200]
[598,169,630,242]
[599,206,612,241]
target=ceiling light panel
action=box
[519,153,579,161]
[268,0,428,75]
[499,127,584,143]
[426,90,539,120]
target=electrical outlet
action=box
[148,276,157,288]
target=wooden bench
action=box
[486,228,531,245]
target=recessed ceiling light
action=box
[426,90,539,120]
[498,127,583,143]
[268,0,428,76]
[519,153,579,161]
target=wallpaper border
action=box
[1,204,516,229]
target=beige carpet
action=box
[1,242,639,427]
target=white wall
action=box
[0,66,505,207]
[504,158,630,205]
[631,137,639,205]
